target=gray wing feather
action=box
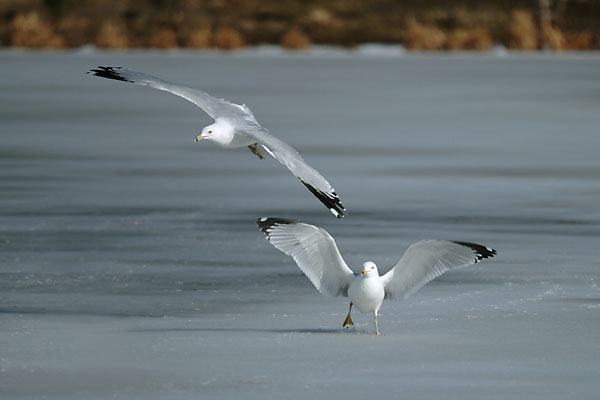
[381,240,497,300]
[88,66,250,120]
[245,127,345,218]
[257,218,354,297]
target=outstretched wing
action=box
[87,66,251,120]
[245,127,345,218]
[381,240,497,300]
[257,217,354,297]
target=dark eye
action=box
[208,130,213,133]
[371,266,374,270]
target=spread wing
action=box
[245,127,345,218]
[87,66,251,120]
[257,217,354,297]
[381,240,497,300]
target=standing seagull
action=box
[257,217,497,335]
[87,66,345,218]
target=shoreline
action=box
[3,43,600,57]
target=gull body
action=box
[257,217,497,335]
[346,261,386,334]
[87,66,345,218]
[348,262,385,314]
[197,119,255,148]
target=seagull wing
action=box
[257,218,355,297]
[87,66,251,120]
[381,240,497,300]
[244,126,345,218]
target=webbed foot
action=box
[248,143,264,159]
[343,314,354,328]
[343,302,354,328]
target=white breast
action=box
[212,118,255,148]
[227,133,256,148]
[348,276,385,314]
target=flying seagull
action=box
[257,217,497,335]
[87,66,345,218]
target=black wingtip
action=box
[452,241,497,262]
[256,217,296,238]
[300,180,345,219]
[87,66,132,83]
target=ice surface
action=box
[1,51,599,399]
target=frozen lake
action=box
[1,49,600,399]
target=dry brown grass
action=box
[564,32,595,50]
[1,2,598,51]
[306,8,335,26]
[183,27,211,49]
[446,28,492,51]
[149,28,177,49]
[57,16,91,47]
[9,13,66,48]
[213,27,244,50]
[403,16,446,50]
[541,26,565,50]
[299,7,345,44]
[281,28,310,50]
[508,10,538,50]
[95,20,129,49]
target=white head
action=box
[361,261,378,277]
[195,120,234,146]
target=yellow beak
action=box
[361,270,367,276]
[195,135,206,142]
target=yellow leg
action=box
[343,302,354,328]
[248,143,264,159]
[374,314,381,335]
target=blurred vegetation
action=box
[1,0,599,50]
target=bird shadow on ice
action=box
[128,327,367,335]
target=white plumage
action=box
[257,217,497,335]
[87,66,345,218]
